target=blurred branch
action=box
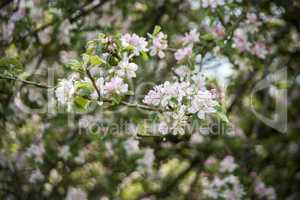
[0,74,52,89]
[147,1,167,34]
[69,0,110,23]
[10,0,110,45]
[20,54,44,90]
[227,69,258,114]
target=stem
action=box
[84,68,161,112]
[85,68,101,101]
[120,100,162,112]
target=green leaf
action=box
[66,59,82,70]
[107,55,119,66]
[201,34,214,41]
[111,94,122,105]
[82,53,90,66]
[75,82,93,97]
[86,41,96,55]
[153,25,161,35]
[215,105,229,123]
[74,96,89,110]
[141,51,149,61]
[90,55,105,66]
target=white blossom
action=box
[219,156,238,173]
[182,29,199,45]
[188,90,218,119]
[124,138,139,155]
[49,169,62,185]
[233,29,249,52]
[174,65,191,78]
[202,174,245,200]
[201,0,225,9]
[252,42,269,59]
[104,76,128,94]
[121,33,148,56]
[117,57,138,78]
[26,143,45,163]
[29,169,44,183]
[58,145,71,160]
[149,32,168,58]
[174,47,192,61]
[65,187,87,200]
[255,180,276,200]
[55,75,77,105]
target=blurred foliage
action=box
[0,0,299,199]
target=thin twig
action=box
[86,68,101,100]
[119,100,162,112]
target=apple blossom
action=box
[233,29,249,52]
[104,76,128,94]
[219,155,238,173]
[65,187,88,200]
[182,29,200,45]
[55,75,77,105]
[121,33,148,56]
[174,47,193,61]
[252,42,269,59]
[29,169,45,183]
[188,90,218,119]
[149,32,168,58]
[117,57,139,78]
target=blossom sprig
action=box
[56,28,170,109]
[55,28,226,136]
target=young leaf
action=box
[67,59,82,70]
[90,55,105,66]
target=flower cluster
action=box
[200,0,226,9]
[174,29,200,62]
[197,0,242,10]
[143,72,218,135]
[55,27,169,109]
[202,174,245,199]
[200,156,277,200]
[233,29,269,59]
[254,179,276,200]
[55,28,223,136]
[232,11,271,59]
